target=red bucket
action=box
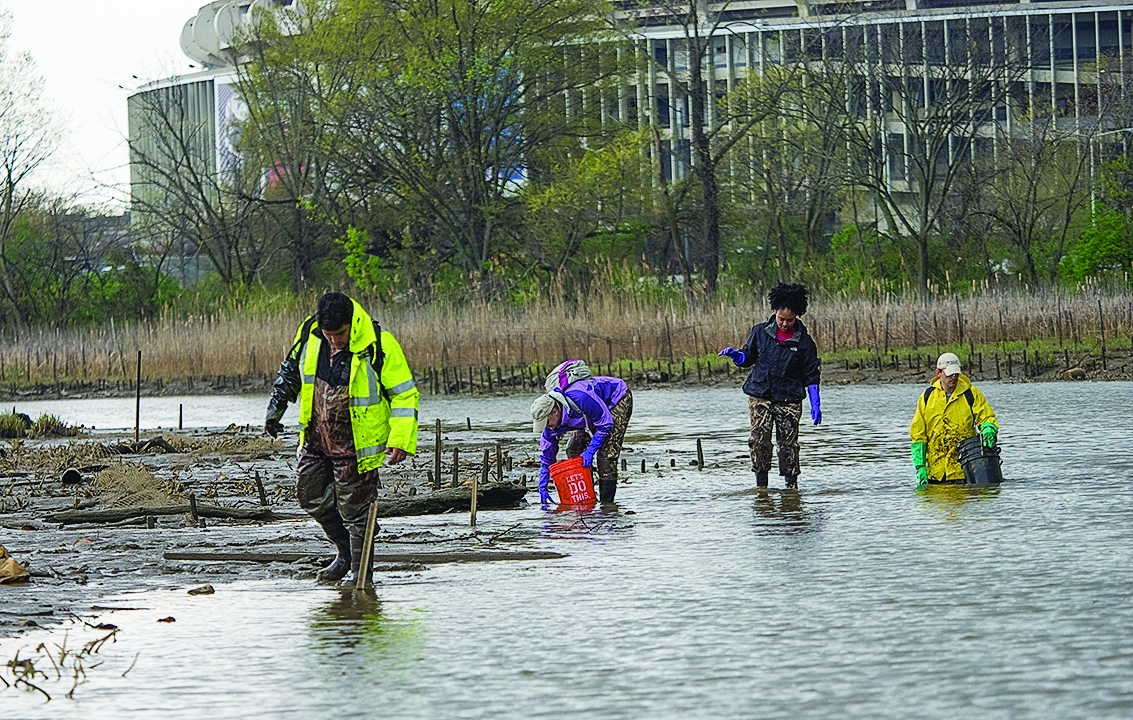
[549,456,596,506]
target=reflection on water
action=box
[752,488,817,535]
[311,590,426,669]
[311,589,384,650]
[4,382,1133,719]
[915,483,1002,523]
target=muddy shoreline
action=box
[0,425,543,641]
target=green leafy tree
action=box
[1062,207,1131,281]
[247,0,614,294]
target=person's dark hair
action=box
[768,283,809,316]
[317,292,353,331]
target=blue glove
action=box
[580,449,594,468]
[538,465,553,504]
[807,384,821,425]
[718,347,746,366]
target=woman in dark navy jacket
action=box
[719,283,821,489]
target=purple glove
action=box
[718,347,746,366]
[580,449,594,468]
[538,465,553,504]
[807,384,821,425]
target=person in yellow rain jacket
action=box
[909,352,998,488]
[265,292,419,586]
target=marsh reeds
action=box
[0,284,1129,391]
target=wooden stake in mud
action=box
[134,350,142,447]
[696,438,704,470]
[1099,299,1108,371]
[188,493,199,527]
[495,442,503,484]
[434,419,442,490]
[178,403,183,430]
[452,448,460,488]
[355,500,379,591]
[255,471,267,506]
[474,450,487,527]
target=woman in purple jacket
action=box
[531,367,633,505]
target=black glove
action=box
[264,355,300,438]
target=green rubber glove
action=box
[910,441,928,488]
[979,421,997,448]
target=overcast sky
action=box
[6,0,206,208]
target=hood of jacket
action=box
[345,298,378,354]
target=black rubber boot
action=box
[316,536,352,584]
[341,534,374,588]
[598,478,617,504]
[784,476,798,490]
[755,470,769,488]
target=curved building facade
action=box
[130,1,1133,210]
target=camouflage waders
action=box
[748,396,802,483]
[564,391,633,503]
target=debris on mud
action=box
[0,545,30,584]
[0,424,537,639]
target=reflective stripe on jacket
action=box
[909,374,997,482]
[294,298,419,472]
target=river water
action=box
[3,382,1133,718]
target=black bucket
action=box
[957,435,1003,485]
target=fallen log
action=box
[110,436,181,455]
[44,505,301,525]
[375,482,526,518]
[45,483,527,524]
[163,550,565,564]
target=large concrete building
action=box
[130,1,1133,206]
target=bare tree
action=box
[833,16,1029,299]
[737,45,853,283]
[977,119,1092,286]
[0,10,62,326]
[127,79,279,287]
[614,1,796,295]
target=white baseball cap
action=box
[531,394,558,433]
[936,352,962,376]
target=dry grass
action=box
[0,441,115,474]
[91,463,182,509]
[0,284,1130,385]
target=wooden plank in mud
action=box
[162,550,565,564]
[374,482,527,518]
[44,505,298,525]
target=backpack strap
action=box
[368,320,391,403]
[288,316,318,359]
[924,385,977,427]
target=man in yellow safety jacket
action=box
[909,352,998,488]
[265,292,419,585]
